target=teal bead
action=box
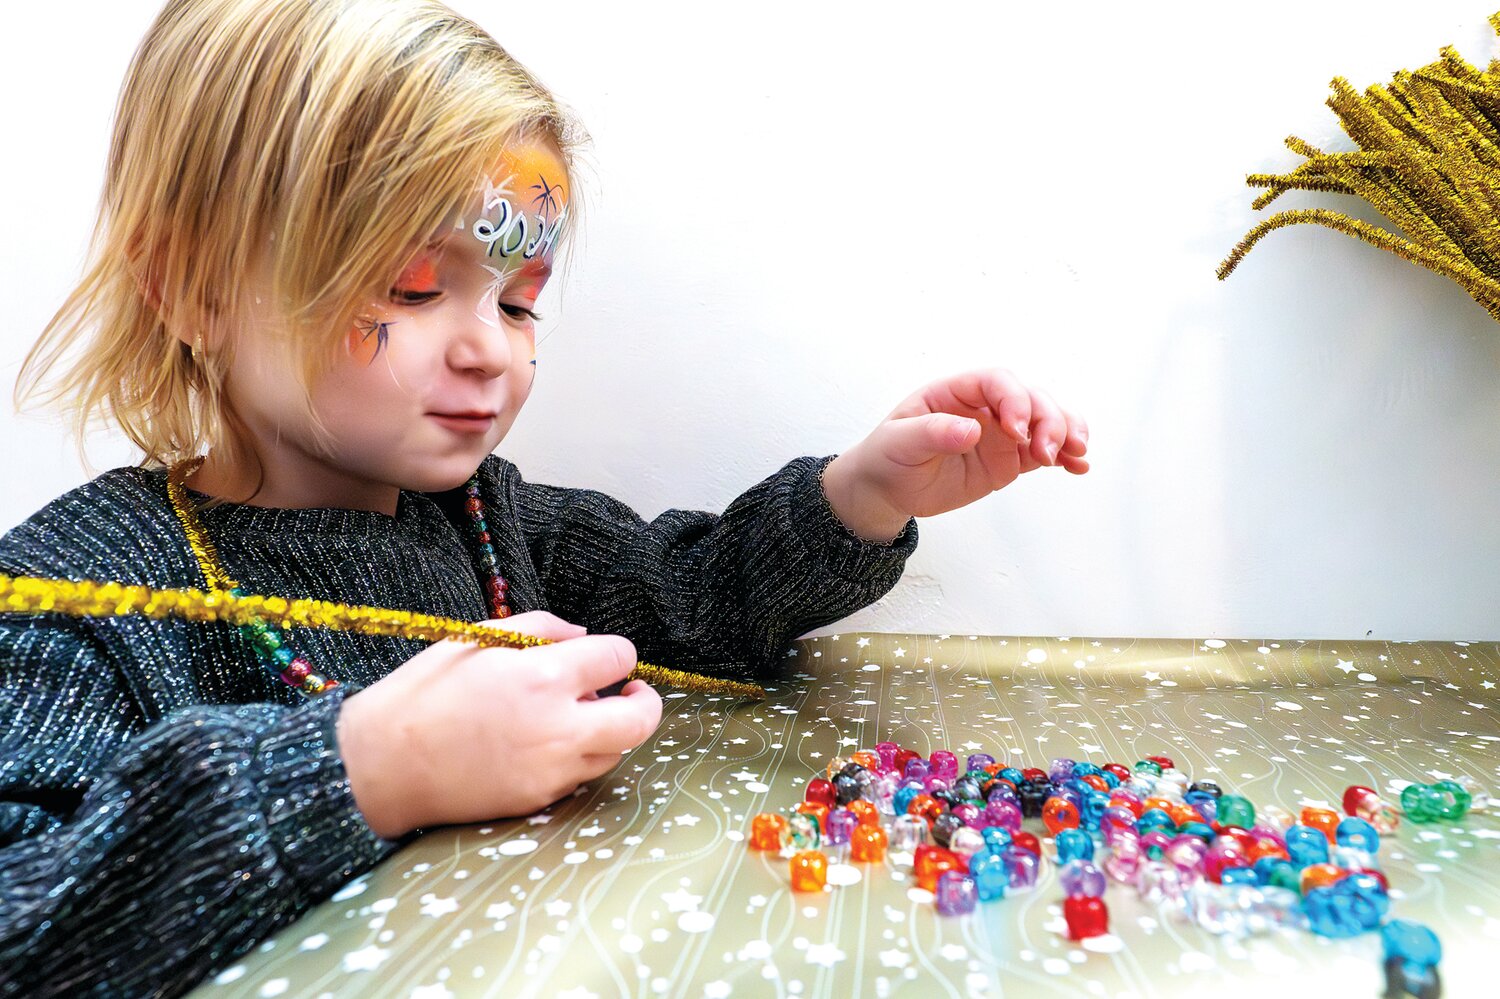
[1216,794,1255,829]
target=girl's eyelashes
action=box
[390,287,442,306]
[499,303,543,322]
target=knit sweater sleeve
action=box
[0,613,395,997]
[501,454,918,681]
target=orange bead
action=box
[847,800,879,827]
[796,801,830,832]
[790,850,829,891]
[1300,863,1347,893]
[908,794,943,825]
[1042,796,1081,835]
[850,824,889,862]
[1300,807,1341,843]
[1168,803,1200,828]
[1080,774,1110,793]
[748,813,788,851]
[850,750,880,771]
[1143,796,1176,815]
[913,844,961,891]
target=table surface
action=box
[194,634,1500,999]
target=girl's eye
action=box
[500,303,543,322]
[391,288,441,306]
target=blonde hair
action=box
[16,0,583,472]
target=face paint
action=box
[347,317,395,365]
[470,150,568,336]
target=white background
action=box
[4,1,1499,641]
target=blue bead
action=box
[1055,829,1094,864]
[1381,919,1442,968]
[1098,770,1120,789]
[1220,867,1258,887]
[1137,808,1175,836]
[272,646,294,666]
[969,851,1008,901]
[998,767,1025,786]
[1082,790,1111,828]
[1178,821,1215,843]
[1072,761,1102,778]
[1336,816,1380,853]
[1304,887,1365,938]
[981,827,1012,854]
[892,786,921,816]
[1285,824,1330,867]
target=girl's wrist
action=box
[820,453,910,543]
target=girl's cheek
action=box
[346,315,393,366]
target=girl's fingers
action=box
[1026,390,1067,466]
[1059,408,1090,458]
[531,634,638,694]
[485,610,587,642]
[579,680,663,753]
[973,370,1033,444]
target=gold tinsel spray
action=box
[1219,11,1500,319]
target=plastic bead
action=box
[1220,867,1258,887]
[1136,860,1188,912]
[748,813,788,851]
[1001,845,1039,891]
[1430,779,1472,821]
[966,753,996,773]
[1204,836,1251,884]
[831,772,861,805]
[981,827,1012,855]
[804,777,836,808]
[948,826,986,866]
[1055,829,1094,864]
[1049,757,1077,783]
[1382,919,1442,988]
[796,801,829,833]
[1216,794,1255,829]
[969,850,1008,901]
[850,750,880,772]
[825,808,858,846]
[929,750,958,778]
[982,798,1022,832]
[786,813,821,850]
[1335,816,1380,853]
[1059,860,1107,898]
[848,799,879,827]
[823,756,848,780]
[890,814,929,854]
[1103,830,1143,882]
[1299,806,1341,843]
[874,743,900,772]
[914,844,963,892]
[934,871,978,916]
[1012,831,1041,857]
[850,823,888,863]
[790,850,828,892]
[1042,796,1081,835]
[952,803,983,829]
[931,812,965,847]
[1063,896,1109,939]
[1284,823,1330,867]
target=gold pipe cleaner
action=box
[1219,11,1500,323]
[0,573,766,700]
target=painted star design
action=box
[661,888,702,913]
[893,647,907,657]
[674,814,702,827]
[577,824,603,838]
[420,896,459,918]
[342,946,390,972]
[857,637,871,648]
[1080,743,1103,754]
[1335,659,1357,674]
[1143,671,1162,682]
[730,770,759,782]
[730,737,749,744]
[528,814,553,825]
[545,900,572,917]
[805,942,846,967]
[1483,680,1496,690]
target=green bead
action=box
[272,646,295,666]
[1217,794,1256,829]
[787,813,821,849]
[1134,760,1163,776]
[1268,863,1301,892]
[1431,780,1471,821]
[1400,783,1442,823]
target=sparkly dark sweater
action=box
[0,454,916,996]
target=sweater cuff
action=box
[787,455,918,580]
[253,685,396,899]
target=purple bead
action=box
[986,782,1020,806]
[825,808,858,846]
[1102,806,1138,844]
[872,772,900,815]
[930,751,959,779]
[1059,859,1107,898]
[1002,845,1039,891]
[1165,834,1208,877]
[1140,830,1173,856]
[904,758,931,782]
[953,803,983,828]
[1048,757,1077,783]
[983,799,1022,832]
[935,871,978,916]
[966,753,996,773]
[923,775,951,795]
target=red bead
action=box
[893,748,921,775]
[913,844,961,891]
[1021,768,1048,784]
[1145,755,1175,770]
[465,497,483,514]
[1353,867,1389,892]
[1102,763,1132,783]
[1080,774,1110,793]
[805,777,837,809]
[1343,785,1378,816]
[477,531,491,544]
[281,658,312,684]
[1012,831,1041,857]
[1064,896,1109,939]
[494,605,512,619]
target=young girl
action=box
[0,0,1088,994]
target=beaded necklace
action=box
[166,457,514,697]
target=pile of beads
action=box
[745,741,1477,978]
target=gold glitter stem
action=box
[0,572,766,700]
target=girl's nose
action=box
[447,310,513,378]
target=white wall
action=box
[4,1,1499,641]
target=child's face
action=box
[231,139,569,501]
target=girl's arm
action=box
[0,618,394,996]
[498,454,918,681]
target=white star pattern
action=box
[1335,659,1357,674]
[805,942,846,967]
[661,888,702,913]
[341,946,390,972]
[419,896,458,918]
[857,637,871,647]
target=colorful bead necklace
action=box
[167,457,506,696]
